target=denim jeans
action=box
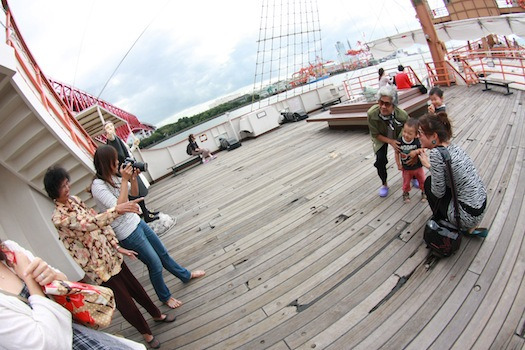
[120,220,191,302]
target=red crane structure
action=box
[49,79,154,142]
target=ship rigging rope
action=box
[72,0,95,88]
[97,0,169,100]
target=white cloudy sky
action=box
[4,0,423,126]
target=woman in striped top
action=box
[91,146,205,309]
[415,112,488,237]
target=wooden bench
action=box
[479,77,514,95]
[167,155,202,176]
[307,87,428,129]
[317,96,342,111]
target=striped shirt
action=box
[91,177,140,241]
[429,143,487,229]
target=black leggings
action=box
[424,176,452,221]
[374,143,389,185]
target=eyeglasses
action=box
[378,100,392,107]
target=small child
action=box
[395,118,427,203]
[427,87,446,113]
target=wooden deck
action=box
[106,84,525,349]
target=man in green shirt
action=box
[367,85,408,197]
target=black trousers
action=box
[424,176,452,221]
[374,143,389,185]
[102,262,162,335]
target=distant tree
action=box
[139,94,257,148]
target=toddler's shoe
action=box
[411,178,420,189]
[379,186,389,197]
[403,192,410,203]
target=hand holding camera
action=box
[123,157,148,172]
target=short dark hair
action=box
[404,117,419,131]
[429,86,444,98]
[44,165,70,200]
[398,65,404,71]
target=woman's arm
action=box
[129,170,139,197]
[52,203,119,232]
[117,163,134,204]
[429,150,446,198]
[0,248,73,350]
[0,295,73,350]
[53,196,141,232]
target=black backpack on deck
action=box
[423,147,462,257]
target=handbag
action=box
[44,280,116,330]
[423,146,462,257]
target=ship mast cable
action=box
[72,0,95,88]
[96,0,169,100]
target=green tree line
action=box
[140,93,259,148]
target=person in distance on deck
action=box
[188,133,215,163]
[394,64,413,90]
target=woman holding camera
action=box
[91,146,205,309]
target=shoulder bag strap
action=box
[437,146,462,229]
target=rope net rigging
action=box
[252,0,326,109]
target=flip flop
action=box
[154,312,177,323]
[146,336,161,349]
[191,270,206,279]
[470,228,489,237]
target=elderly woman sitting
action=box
[367,84,408,197]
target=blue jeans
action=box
[120,220,191,302]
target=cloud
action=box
[5,0,420,127]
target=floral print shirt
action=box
[52,196,123,285]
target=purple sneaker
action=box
[411,178,419,189]
[379,186,389,197]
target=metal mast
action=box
[252,0,324,109]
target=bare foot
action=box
[164,297,183,309]
[191,270,206,279]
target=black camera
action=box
[123,157,148,172]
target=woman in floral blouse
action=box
[44,166,175,349]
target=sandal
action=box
[191,270,206,279]
[164,297,183,309]
[154,312,177,323]
[146,336,161,349]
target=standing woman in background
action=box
[378,68,393,88]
